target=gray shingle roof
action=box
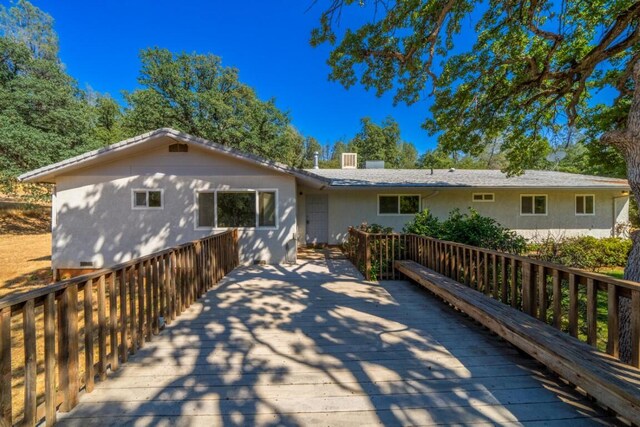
[305,168,630,189]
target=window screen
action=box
[576,195,594,215]
[258,191,276,227]
[521,195,546,215]
[198,193,215,227]
[379,196,399,214]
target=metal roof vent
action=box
[365,160,385,169]
[341,153,357,169]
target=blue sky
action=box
[21,0,441,152]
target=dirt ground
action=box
[0,198,53,298]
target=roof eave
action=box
[17,128,330,187]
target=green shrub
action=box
[402,209,441,236]
[403,208,527,254]
[356,223,394,234]
[528,235,631,270]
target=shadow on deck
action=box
[58,256,617,426]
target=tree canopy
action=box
[312,0,640,174]
[123,48,306,166]
[0,1,96,190]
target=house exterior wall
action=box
[53,144,297,270]
[296,187,629,245]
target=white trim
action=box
[131,188,164,210]
[193,188,279,230]
[575,194,596,216]
[520,194,547,216]
[472,193,495,202]
[377,194,421,216]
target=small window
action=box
[168,143,188,152]
[197,192,215,227]
[258,191,276,227]
[133,190,163,209]
[521,195,546,215]
[378,195,420,215]
[576,195,595,215]
[472,193,494,202]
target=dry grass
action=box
[0,196,53,298]
[0,197,55,423]
[0,233,53,298]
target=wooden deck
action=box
[57,256,617,426]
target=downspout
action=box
[612,192,630,237]
[52,184,57,280]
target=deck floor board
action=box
[58,258,618,426]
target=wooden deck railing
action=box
[348,227,640,368]
[0,229,239,426]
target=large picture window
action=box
[196,189,277,229]
[217,192,256,227]
[378,195,420,215]
[521,195,547,215]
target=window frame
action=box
[193,188,279,230]
[472,193,495,203]
[575,194,595,216]
[131,189,164,210]
[520,194,548,216]
[377,194,421,216]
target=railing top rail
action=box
[348,227,402,236]
[0,229,236,312]
[406,233,640,292]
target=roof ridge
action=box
[18,128,330,186]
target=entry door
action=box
[305,195,328,245]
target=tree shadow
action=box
[57,255,616,426]
[0,267,52,298]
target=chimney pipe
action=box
[313,151,319,169]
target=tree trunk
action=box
[602,61,640,363]
[620,140,640,362]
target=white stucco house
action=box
[19,128,631,277]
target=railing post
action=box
[58,284,79,412]
[632,290,640,368]
[0,306,11,425]
[364,233,371,281]
[97,275,108,381]
[607,283,620,358]
[23,299,36,425]
[586,278,598,347]
[84,280,95,393]
[44,293,56,425]
[522,262,534,316]
[109,272,119,371]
